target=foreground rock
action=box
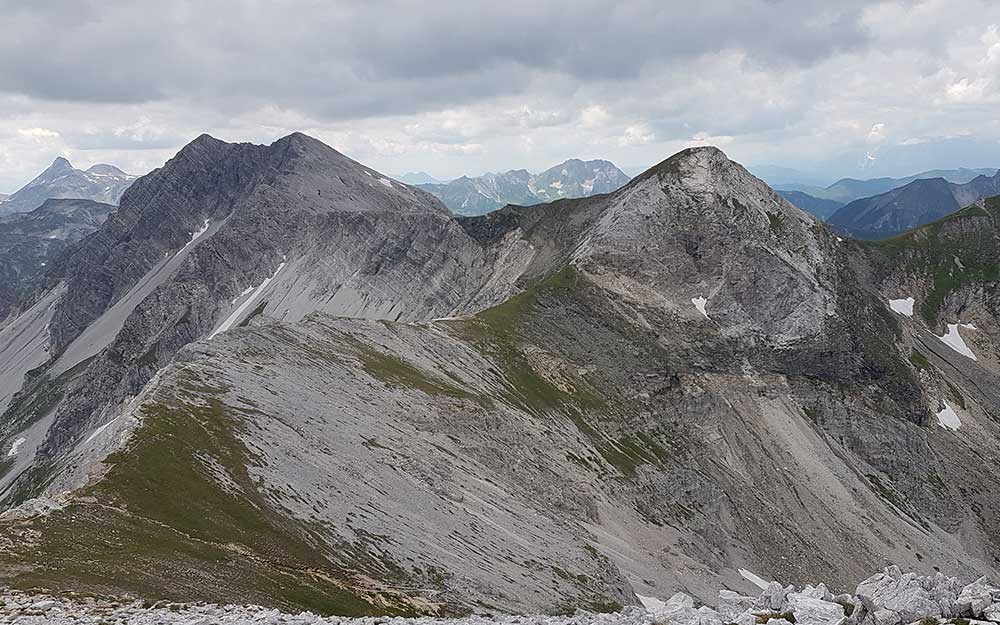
[3,569,999,625]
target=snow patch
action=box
[210,262,285,339]
[231,285,255,305]
[936,401,962,431]
[889,297,914,317]
[636,594,670,613]
[181,219,211,251]
[691,296,709,319]
[6,437,25,458]
[85,417,119,444]
[379,177,393,188]
[938,324,977,361]
[739,568,771,590]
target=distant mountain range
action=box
[418,158,630,215]
[392,171,448,185]
[828,171,1000,239]
[0,194,8,203]
[774,190,845,220]
[775,168,997,204]
[0,157,136,215]
[6,133,1000,613]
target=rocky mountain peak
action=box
[85,163,129,176]
[46,156,73,173]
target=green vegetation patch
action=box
[448,267,608,437]
[872,199,1000,324]
[355,343,482,403]
[0,373,426,616]
[908,350,931,371]
[596,434,670,477]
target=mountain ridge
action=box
[829,171,1000,239]
[1,134,1000,616]
[418,158,630,215]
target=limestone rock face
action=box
[4,135,1000,614]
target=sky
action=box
[2,0,1000,192]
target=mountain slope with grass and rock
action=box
[2,135,1000,617]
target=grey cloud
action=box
[0,0,876,120]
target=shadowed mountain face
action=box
[418,158,630,216]
[775,190,845,219]
[0,158,136,216]
[775,168,999,204]
[2,135,1000,617]
[829,172,1000,239]
[0,198,115,319]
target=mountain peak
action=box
[47,156,73,172]
[85,164,129,176]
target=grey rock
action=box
[717,590,756,622]
[0,197,115,318]
[785,593,847,625]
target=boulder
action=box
[957,578,999,617]
[756,582,796,612]
[646,592,724,625]
[718,590,757,622]
[855,567,962,624]
[786,592,848,625]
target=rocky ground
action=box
[2,568,999,625]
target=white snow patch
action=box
[181,219,211,251]
[691,296,709,319]
[549,180,564,190]
[938,323,978,361]
[210,262,285,339]
[836,237,843,242]
[889,297,914,317]
[85,417,119,444]
[231,285,255,305]
[637,595,670,613]
[739,568,771,590]
[6,437,26,458]
[936,401,962,431]
[379,177,393,188]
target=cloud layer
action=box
[1,0,999,191]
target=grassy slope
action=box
[867,196,1000,324]
[0,266,646,614]
[0,373,429,616]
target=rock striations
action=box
[1,134,1000,617]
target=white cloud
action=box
[17,127,60,139]
[2,2,1000,191]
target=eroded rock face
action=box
[3,135,1000,614]
[0,198,115,319]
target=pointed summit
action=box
[47,156,74,173]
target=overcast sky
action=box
[2,0,1000,192]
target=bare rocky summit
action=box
[1,134,1000,617]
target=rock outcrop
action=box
[2,134,1000,615]
[2,569,998,625]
